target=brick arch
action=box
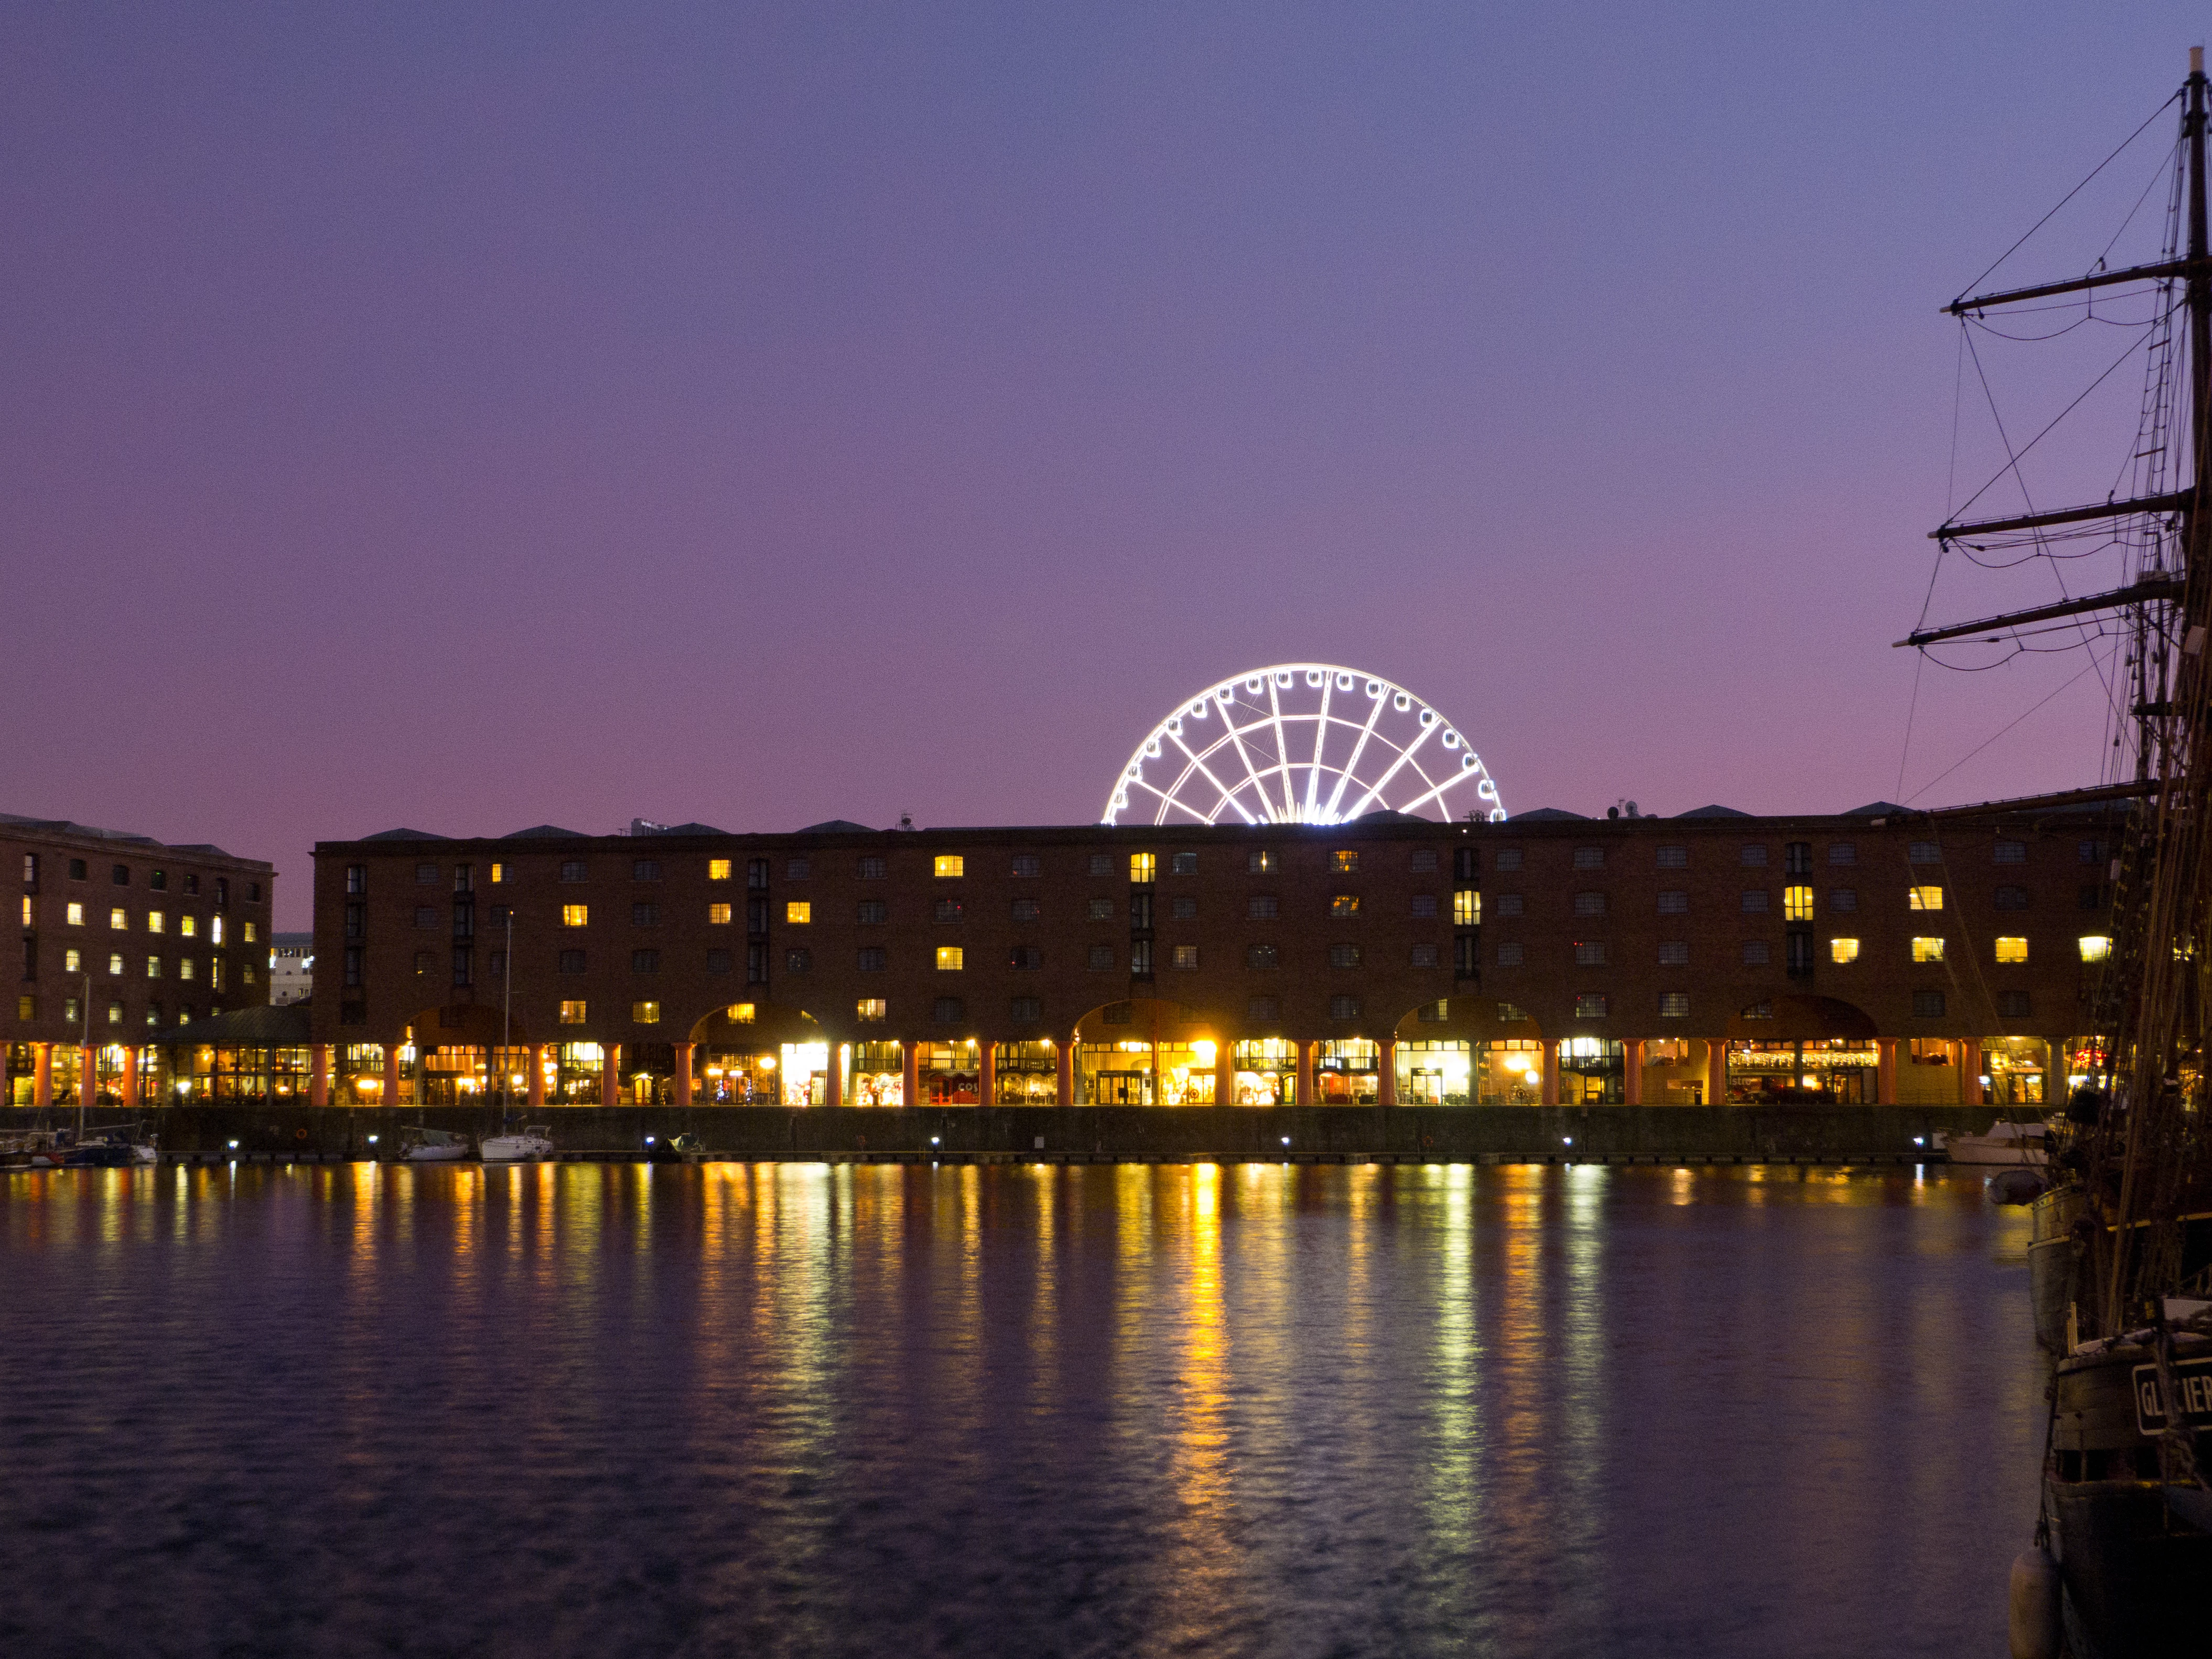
[403,1002,534,1048]
[1069,996,1220,1045]
[685,999,824,1047]
[1726,994,1877,1042]
[1388,996,1548,1044]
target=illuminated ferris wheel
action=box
[1102,665,1507,826]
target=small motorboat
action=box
[398,1128,469,1163]
[644,1132,706,1165]
[1931,1119,2050,1166]
[480,1126,555,1164]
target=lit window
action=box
[17,895,28,926]
[786,901,811,924]
[178,958,193,981]
[1908,886,1943,911]
[490,863,506,884]
[1248,849,1278,874]
[107,1002,123,1025]
[2079,935,2113,962]
[1995,937,2028,963]
[1573,993,1608,1019]
[66,903,83,927]
[708,903,732,925]
[936,946,965,971]
[857,998,887,1022]
[180,916,196,937]
[934,855,965,879]
[63,949,80,972]
[1331,895,1361,918]
[211,918,224,944]
[110,908,126,930]
[729,1003,756,1022]
[1783,886,1814,922]
[1454,890,1479,925]
[1129,852,1156,883]
[1912,936,1945,962]
[146,911,165,934]
[1830,938,1859,963]
[1172,945,1199,969]
[1331,850,1359,874]
[562,904,589,927]
[709,859,731,881]
[632,1001,661,1024]
[559,1000,586,1024]
[242,921,256,943]
[1658,992,1689,1019]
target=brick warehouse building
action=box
[302,797,2119,1116]
[4,812,275,1108]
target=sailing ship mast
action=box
[1906,50,2212,1337]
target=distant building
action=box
[269,933,314,1006]
[3,811,275,1107]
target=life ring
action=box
[295,1128,309,1140]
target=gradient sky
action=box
[5,3,2206,927]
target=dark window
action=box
[2079,884,2107,910]
[1998,990,2032,1018]
[1417,999,1447,1020]
[1102,1001,1132,1025]
[414,907,436,929]
[858,856,887,879]
[559,861,588,882]
[1010,996,1043,1023]
[343,947,362,987]
[632,902,660,927]
[1171,852,1198,875]
[747,859,769,891]
[1993,886,2031,910]
[558,950,586,973]
[1087,897,1113,921]
[1130,940,1154,977]
[1246,943,1279,970]
[786,857,810,880]
[489,904,510,927]
[2078,839,2106,864]
[746,942,768,983]
[1453,846,1476,881]
[1090,854,1114,877]
[452,902,474,938]
[632,950,660,973]
[1008,945,1042,969]
[246,881,261,902]
[1329,994,1361,1020]
[1010,898,1040,922]
[858,947,887,972]
[1994,840,2027,865]
[1129,893,1154,930]
[932,996,965,1024]
[416,863,438,885]
[1784,842,1812,875]
[746,897,769,935]
[1830,888,1858,912]
[784,947,812,972]
[706,950,732,975]
[149,869,165,891]
[1088,944,1114,971]
[68,859,87,881]
[1011,855,1041,878]
[454,865,473,893]
[1785,931,1815,978]
[340,1000,366,1026]
[1328,943,1362,968]
[412,950,430,976]
[633,859,662,881]
[1171,897,1196,920]
[1573,993,1607,1018]
[488,951,506,978]
[1248,896,1278,920]
[1248,996,1280,1021]
[111,864,130,886]
[1410,943,1439,968]
[182,874,197,896]
[1411,849,1439,874]
[858,901,888,925]
[21,936,37,979]
[934,898,963,923]
[214,878,228,909]
[346,865,365,895]
[452,950,472,987]
[1912,989,1946,1018]
[344,903,365,939]
[1454,934,1478,978]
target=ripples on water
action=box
[0,1162,2034,1658]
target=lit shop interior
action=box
[3,1042,170,1107]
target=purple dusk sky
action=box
[3,4,2202,927]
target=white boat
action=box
[399,1128,469,1163]
[480,1126,555,1164]
[1931,1119,2050,1166]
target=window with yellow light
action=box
[1911,936,1945,963]
[708,902,731,924]
[936,946,964,971]
[1994,937,2028,963]
[2079,935,2112,962]
[1830,938,1859,963]
[857,998,887,1022]
[934,855,964,878]
[1453,890,1480,925]
[786,901,811,924]
[1783,886,1814,921]
[1129,852,1156,883]
[561,904,588,927]
[559,1000,587,1024]
[1908,885,1943,911]
[708,859,731,881]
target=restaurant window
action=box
[858,947,887,971]
[1830,888,1858,912]
[857,998,887,1022]
[935,946,964,971]
[1740,845,1767,867]
[1331,895,1360,918]
[1658,941,1689,965]
[1411,894,1438,918]
[1909,841,1941,864]
[932,997,965,1024]
[858,901,887,924]
[1011,854,1041,878]
[1783,886,1814,921]
[1089,945,1115,970]
[632,1001,661,1025]
[1830,938,1859,963]
[934,855,965,879]
[560,861,588,883]
[2079,935,2113,961]
[1912,937,1945,963]
[1573,993,1608,1019]
[857,856,886,880]
[1248,896,1279,920]
[1657,890,1688,914]
[1328,943,1362,969]
[1411,943,1440,968]
[1574,941,1606,966]
[559,950,585,973]
[1170,852,1197,876]
[1411,850,1439,874]
[1742,941,1769,965]
[1912,990,1946,1018]
[1741,890,1768,914]
[1659,993,1689,1019]
[1329,994,1361,1020]
[1909,885,1943,910]
[631,950,660,973]
[709,859,732,881]
[1994,886,2030,910]
[1573,847,1603,869]
[1998,990,2032,1018]
[786,858,811,879]
[562,904,588,927]
[1248,849,1278,874]
[1453,890,1479,925]
[1330,850,1359,874]
[784,948,811,973]
[1656,845,1687,869]
[1994,937,2028,963]
[785,901,811,924]
[708,902,732,925]
[1248,996,1281,1021]
[1496,942,1525,965]
[1496,849,1523,870]
[632,859,661,882]
[1828,842,1857,865]
[1171,945,1199,970]
[1246,943,1278,970]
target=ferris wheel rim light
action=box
[1100,663,1508,827]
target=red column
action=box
[1214,1040,1235,1107]
[310,1044,330,1108]
[674,1042,694,1108]
[602,1042,623,1107]
[383,1042,401,1106]
[1623,1040,1644,1106]
[33,1042,52,1109]
[528,1044,546,1109]
[826,1042,845,1108]
[123,1044,142,1110]
[902,1042,920,1110]
[1378,1038,1398,1106]
[1877,1040,1897,1106]
[1540,1040,1559,1106]
[1960,1039,1983,1107]
[81,1043,98,1107]
[1297,1041,1317,1107]
[1705,1039,1727,1106]
[1056,1038,1073,1107]
[979,1040,996,1107]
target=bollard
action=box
[2008,1547,2060,1659]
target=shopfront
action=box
[995,1040,1058,1104]
[1231,1039,1298,1106]
[1395,1039,1472,1105]
[1641,1038,1712,1104]
[1982,1037,2049,1108]
[846,1041,904,1107]
[1726,1039,1877,1104]
[1475,1040,1544,1104]
[912,1041,978,1104]
[1558,1037,1624,1105]
[1896,1038,1966,1105]
[335,1043,387,1105]
[1315,1039,1379,1104]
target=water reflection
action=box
[0,1162,2036,1658]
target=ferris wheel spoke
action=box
[1163,729,1260,825]
[1303,676,1336,820]
[1343,717,1441,819]
[1122,772,1215,824]
[1321,692,1390,822]
[1263,677,1302,822]
[1393,762,1484,819]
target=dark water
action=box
[0,1161,2037,1658]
